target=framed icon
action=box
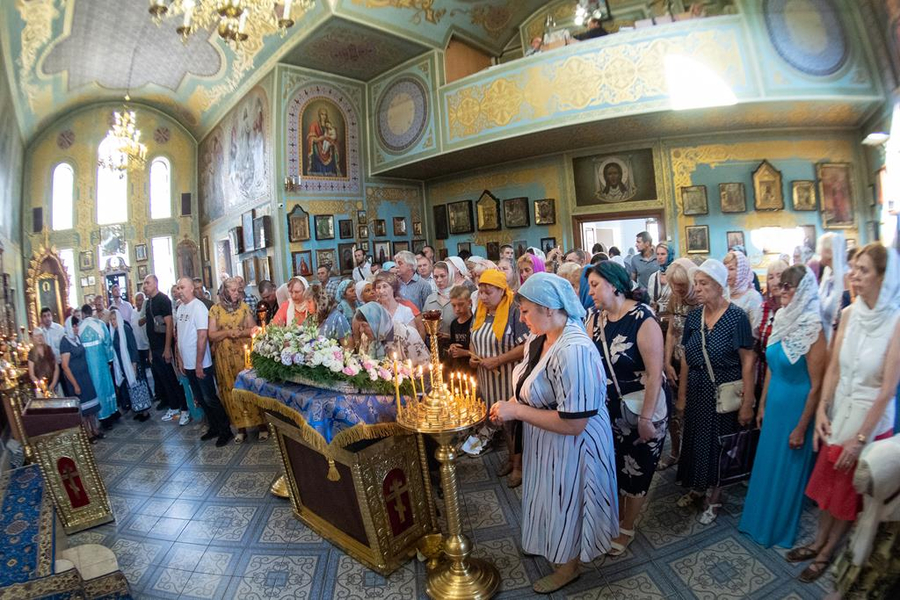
[253,216,272,249]
[817,163,855,228]
[685,225,710,254]
[753,160,784,211]
[292,250,312,277]
[486,241,500,261]
[358,224,369,239]
[339,219,353,239]
[373,241,391,263]
[457,242,471,255]
[534,198,556,225]
[726,231,745,250]
[79,250,94,270]
[718,183,746,213]
[393,240,410,254]
[393,216,408,236]
[229,226,243,255]
[503,197,529,228]
[681,185,708,216]
[338,243,356,275]
[134,244,148,262]
[791,180,817,211]
[413,239,426,254]
[541,237,557,255]
[447,200,474,235]
[316,248,336,271]
[287,205,311,242]
[476,190,501,232]
[357,210,367,222]
[315,214,335,240]
[412,221,423,236]
[373,219,387,237]
[242,210,256,252]
[433,204,449,240]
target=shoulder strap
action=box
[699,306,716,384]
[595,311,623,399]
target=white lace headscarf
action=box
[767,266,822,364]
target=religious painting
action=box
[301,97,347,179]
[791,180,817,211]
[681,186,708,216]
[358,224,369,239]
[504,197,530,228]
[726,231,745,250]
[393,241,410,255]
[476,190,501,232]
[360,241,370,252]
[719,183,746,213]
[413,221,423,236]
[373,219,387,237]
[357,210,367,222]
[241,210,256,252]
[176,239,200,279]
[513,240,528,258]
[79,250,94,270]
[534,198,556,225]
[433,204,449,240]
[486,241,500,261]
[201,237,210,262]
[393,217,408,236]
[457,242,471,255]
[242,257,257,286]
[134,244,148,262]
[373,241,391,264]
[753,160,784,211]
[338,243,356,275]
[817,163,855,228]
[315,215,335,240]
[541,237,557,255]
[573,148,657,206]
[339,219,353,239]
[686,225,710,254]
[448,200,474,234]
[229,227,243,254]
[413,239,426,254]
[316,249,336,271]
[99,225,126,260]
[287,205,311,242]
[215,239,232,278]
[203,265,213,290]
[253,216,272,249]
[292,251,312,277]
[137,264,148,281]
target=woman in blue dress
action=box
[740,265,826,547]
[304,284,351,345]
[490,273,618,594]
[59,316,102,441]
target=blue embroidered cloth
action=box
[234,370,398,443]
[0,464,55,587]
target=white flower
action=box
[623,455,643,477]
[609,335,633,363]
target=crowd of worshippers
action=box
[27,234,900,596]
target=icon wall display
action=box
[685,225,710,254]
[503,197,529,228]
[358,225,369,239]
[718,183,746,213]
[393,217,408,236]
[338,219,353,239]
[816,163,855,228]
[357,210,367,222]
[137,264,148,280]
[475,190,501,232]
[433,204,449,240]
[292,251,312,277]
[373,241,391,263]
[373,219,387,237]
[447,200,474,235]
[134,244,148,262]
[316,249,336,271]
[229,227,243,254]
[512,240,527,258]
[753,160,784,211]
[681,185,708,216]
[259,256,273,281]
[412,221,423,236]
[393,240,410,254]
[287,205,311,242]
[338,243,356,274]
[242,210,256,252]
[533,198,556,225]
[242,257,257,286]
[253,216,272,249]
[315,215,335,240]
[359,241,370,252]
[791,180,817,211]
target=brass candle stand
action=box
[394,311,499,600]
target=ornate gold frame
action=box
[26,242,70,329]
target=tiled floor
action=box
[68,416,837,599]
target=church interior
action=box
[1,0,899,599]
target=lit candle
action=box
[392,356,401,415]
[243,344,250,369]
[462,374,469,399]
[470,377,477,405]
[283,0,293,18]
[427,363,433,389]
[419,365,426,394]
[407,360,417,397]
[451,372,458,397]
[183,0,195,28]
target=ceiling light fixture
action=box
[148,0,314,48]
[862,132,890,146]
[98,96,148,176]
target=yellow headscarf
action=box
[473,269,514,341]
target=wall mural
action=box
[762,0,848,76]
[375,75,429,154]
[199,86,271,225]
[286,83,361,195]
[0,48,23,244]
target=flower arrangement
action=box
[249,321,414,395]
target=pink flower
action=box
[378,367,391,380]
[343,365,359,376]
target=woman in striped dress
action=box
[465,269,528,487]
[491,272,618,594]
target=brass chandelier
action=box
[148,0,314,47]
[98,97,148,177]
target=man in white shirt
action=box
[174,277,233,447]
[132,292,152,399]
[352,247,372,283]
[38,307,65,362]
[416,253,438,293]
[108,284,134,323]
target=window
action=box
[149,157,171,219]
[151,236,176,298]
[96,137,128,225]
[51,164,74,231]
[58,248,78,309]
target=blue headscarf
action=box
[578,266,595,310]
[658,243,674,273]
[518,272,586,327]
[336,279,355,321]
[355,302,394,358]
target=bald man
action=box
[141,274,189,420]
[175,278,232,446]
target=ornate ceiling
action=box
[0,0,548,143]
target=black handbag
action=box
[717,428,760,486]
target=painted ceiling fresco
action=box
[0,0,548,143]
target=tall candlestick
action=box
[392,357,401,416]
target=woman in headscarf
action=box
[352,302,429,365]
[355,279,375,304]
[740,265,825,549]
[209,277,266,443]
[586,261,667,555]
[724,250,764,337]
[490,272,618,594]
[373,272,421,334]
[335,279,357,323]
[422,261,456,335]
[304,284,352,345]
[465,269,529,485]
[517,252,546,284]
[676,259,755,524]
[497,257,519,292]
[108,308,150,422]
[59,316,102,441]
[28,329,58,393]
[756,258,789,399]
[658,258,700,471]
[272,277,309,326]
[796,244,900,583]
[647,243,674,316]
[275,282,290,306]
[447,256,476,292]
[817,232,847,343]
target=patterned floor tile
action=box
[158,541,207,571]
[470,536,531,592]
[604,569,670,600]
[231,554,318,599]
[215,470,277,499]
[144,444,191,466]
[108,538,167,587]
[196,546,240,575]
[463,489,508,530]
[331,555,417,599]
[192,443,240,466]
[667,536,777,600]
[180,572,232,599]
[108,493,147,520]
[138,497,176,517]
[637,489,720,550]
[166,498,202,520]
[146,516,190,541]
[115,466,170,493]
[257,505,322,545]
[124,513,160,535]
[145,566,191,597]
[239,443,281,466]
[192,504,259,543]
[98,462,128,484]
[456,458,491,484]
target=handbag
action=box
[699,307,743,414]
[128,379,152,413]
[717,428,760,486]
[595,310,667,425]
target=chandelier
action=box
[98,98,148,177]
[148,0,314,47]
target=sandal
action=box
[233,433,246,444]
[676,491,703,508]
[507,471,522,489]
[698,503,722,525]
[608,528,635,557]
[657,454,679,471]
[497,461,513,477]
[258,430,269,442]
[799,559,831,583]
[786,545,820,563]
[532,570,580,594]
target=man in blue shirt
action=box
[627,231,659,291]
[394,251,431,310]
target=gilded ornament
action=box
[351,0,445,25]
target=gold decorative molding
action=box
[15,0,58,113]
[366,185,423,225]
[351,0,446,25]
